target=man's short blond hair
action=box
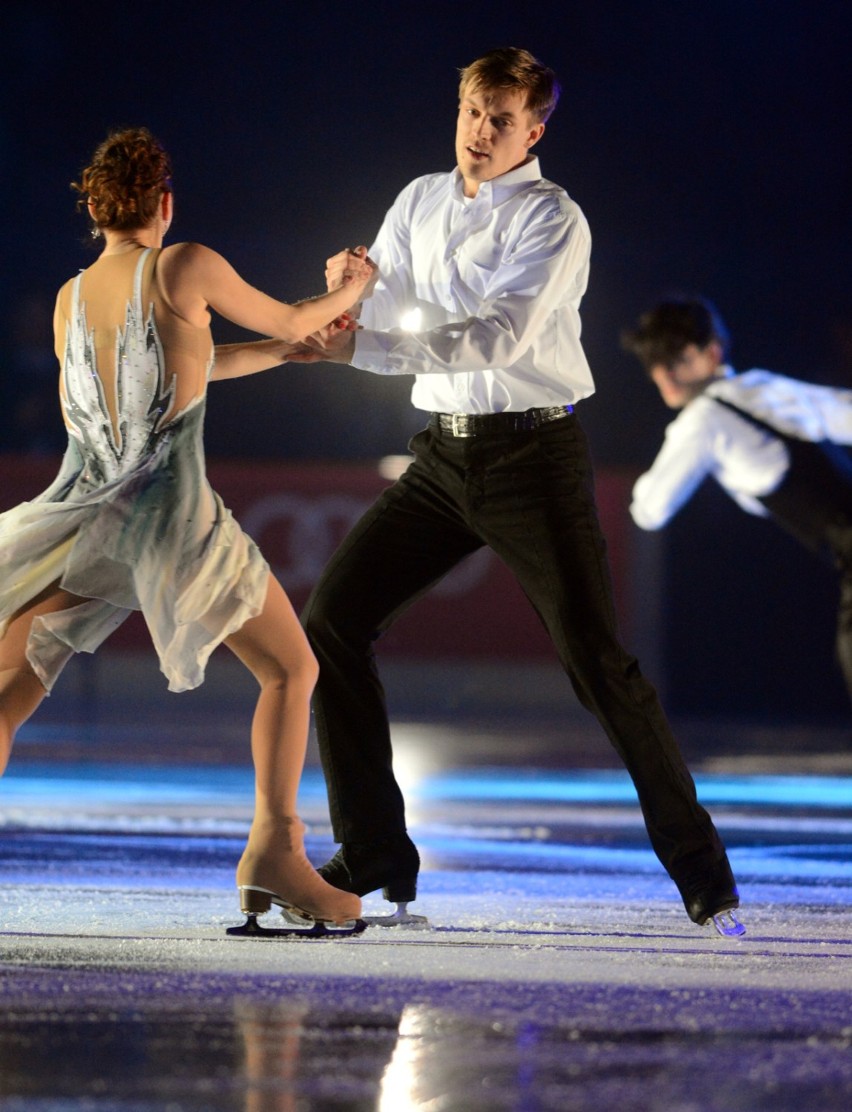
[458,47,560,123]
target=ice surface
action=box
[1,724,851,1110]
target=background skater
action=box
[623,295,852,708]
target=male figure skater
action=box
[623,296,852,702]
[302,49,744,935]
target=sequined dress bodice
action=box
[62,255,183,484]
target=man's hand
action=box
[304,321,357,364]
[326,245,379,303]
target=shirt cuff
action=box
[352,328,401,375]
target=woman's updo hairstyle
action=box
[72,126,172,233]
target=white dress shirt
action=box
[631,367,852,529]
[352,156,595,414]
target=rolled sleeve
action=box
[630,402,717,530]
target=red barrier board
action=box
[0,454,638,660]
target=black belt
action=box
[430,405,574,438]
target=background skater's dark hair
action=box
[621,297,731,371]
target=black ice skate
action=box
[676,853,746,938]
[318,835,429,928]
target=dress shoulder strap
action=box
[133,248,152,315]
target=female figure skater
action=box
[0,127,373,929]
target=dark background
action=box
[1,0,850,719]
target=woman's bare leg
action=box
[0,583,88,775]
[225,574,361,924]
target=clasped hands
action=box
[290,246,378,364]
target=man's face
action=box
[649,342,723,408]
[455,86,545,197]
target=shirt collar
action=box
[705,366,737,397]
[451,155,542,209]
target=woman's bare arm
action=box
[210,338,324,381]
[157,242,375,343]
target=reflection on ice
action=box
[378,1004,423,1111]
[3,973,850,1112]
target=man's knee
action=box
[301,585,335,648]
[302,580,371,653]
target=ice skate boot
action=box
[318,833,429,927]
[676,851,745,937]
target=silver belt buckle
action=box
[451,413,469,437]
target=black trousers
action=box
[828,522,852,702]
[302,414,728,885]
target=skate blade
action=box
[226,913,367,938]
[363,901,431,929]
[279,904,319,928]
[711,910,746,938]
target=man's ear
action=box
[525,121,546,150]
[706,339,725,368]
